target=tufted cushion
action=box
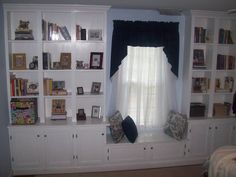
[122,116,138,143]
[164,111,188,141]
[109,111,124,143]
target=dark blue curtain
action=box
[110,20,179,77]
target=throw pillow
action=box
[164,111,188,141]
[109,111,124,143]
[122,116,138,143]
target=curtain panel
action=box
[110,20,179,77]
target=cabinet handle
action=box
[37,134,40,138]
[150,147,153,150]
[76,155,78,159]
[215,126,218,130]
[101,133,104,136]
[72,134,74,138]
[76,134,78,138]
[209,127,212,130]
[44,134,47,138]
[144,147,146,150]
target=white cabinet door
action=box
[209,119,235,154]
[187,120,211,158]
[107,143,145,163]
[150,142,185,161]
[75,126,106,165]
[44,127,74,169]
[9,127,43,171]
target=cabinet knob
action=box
[150,147,153,150]
[144,147,146,150]
[215,126,218,130]
[44,134,47,138]
[209,127,212,130]
[37,134,40,138]
[101,133,104,136]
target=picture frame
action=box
[91,82,101,94]
[90,52,103,69]
[88,29,102,41]
[60,53,71,69]
[12,53,26,70]
[53,62,61,70]
[91,106,101,118]
[51,99,66,115]
[77,87,84,95]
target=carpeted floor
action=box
[16,165,203,177]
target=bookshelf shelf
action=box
[183,10,236,118]
[4,4,109,124]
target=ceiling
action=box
[2,0,236,12]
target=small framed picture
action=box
[60,53,71,69]
[77,108,86,120]
[77,87,84,95]
[12,53,26,70]
[91,106,101,118]
[91,82,101,94]
[90,52,103,69]
[53,62,61,70]
[51,99,66,115]
[88,29,102,41]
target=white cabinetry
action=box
[187,118,236,160]
[182,10,236,119]
[74,125,106,165]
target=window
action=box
[116,46,177,128]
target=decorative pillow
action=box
[109,111,124,143]
[164,111,188,141]
[121,116,138,143]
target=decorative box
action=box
[11,98,38,125]
[190,103,206,117]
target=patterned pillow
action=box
[109,111,124,143]
[164,111,188,141]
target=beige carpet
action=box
[33,165,203,177]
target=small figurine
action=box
[29,56,38,70]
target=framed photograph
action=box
[60,53,71,69]
[88,29,102,41]
[77,87,84,95]
[90,52,103,69]
[91,106,101,118]
[91,82,101,94]
[12,53,26,70]
[51,99,66,115]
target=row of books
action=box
[194,27,207,43]
[10,74,39,96]
[218,28,234,44]
[44,78,68,96]
[216,54,235,70]
[215,76,234,93]
[42,19,71,41]
[76,24,86,40]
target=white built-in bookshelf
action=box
[182,11,236,118]
[4,4,110,124]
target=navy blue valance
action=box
[110,20,179,77]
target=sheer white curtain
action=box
[116,46,177,128]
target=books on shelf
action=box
[42,19,71,41]
[192,77,210,93]
[217,54,236,70]
[193,49,207,69]
[43,52,51,70]
[76,24,86,40]
[10,74,39,96]
[44,78,68,96]
[218,28,234,44]
[194,27,207,43]
[215,76,234,93]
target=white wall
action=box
[106,8,185,116]
[0,3,12,177]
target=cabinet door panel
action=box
[44,127,74,169]
[187,120,210,158]
[9,128,42,170]
[76,126,106,165]
[108,144,145,163]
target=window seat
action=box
[107,128,185,144]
